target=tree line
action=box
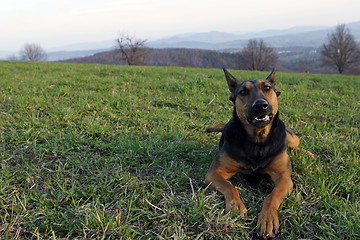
[15,24,360,74]
[112,25,360,74]
[64,48,239,69]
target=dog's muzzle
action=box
[247,99,273,128]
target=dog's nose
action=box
[252,99,268,111]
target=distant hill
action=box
[63,45,360,74]
[47,49,111,61]
[147,25,330,49]
[63,48,239,69]
[48,24,334,61]
[0,51,17,60]
[2,21,359,62]
[233,25,330,38]
[47,40,114,52]
[148,21,360,50]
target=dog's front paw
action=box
[226,198,247,217]
[258,207,279,239]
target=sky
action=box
[1,0,360,52]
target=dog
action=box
[205,68,313,239]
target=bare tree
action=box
[321,24,360,74]
[115,33,149,65]
[238,39,277,71]
[20,43,47,61]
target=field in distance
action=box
[0,61,359,239]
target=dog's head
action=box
[223,68,280,129]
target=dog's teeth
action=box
[254,115,270,122]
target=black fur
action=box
[219,112,287,175]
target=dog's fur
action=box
[205,68,313,239]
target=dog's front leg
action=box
[258,150,294,239]
[205,153,247,216]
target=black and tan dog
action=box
[205,68,312,239]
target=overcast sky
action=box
[1,0,359,51]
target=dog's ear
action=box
[223,68,240,102]
[266,67,276,86]
[266,67,281,97]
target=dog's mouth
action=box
[247,113,273,127]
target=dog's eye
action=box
[239,89,248,96]
[263,86,271,92]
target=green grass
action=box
[0,61,359,239]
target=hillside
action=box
[63,47,343,74]
[64,48,240,70]
[0,61,359,239]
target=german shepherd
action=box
[205,68,313,239]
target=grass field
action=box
[0,61,359,239]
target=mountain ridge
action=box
[147,22,360,50]
[1,21,359,60]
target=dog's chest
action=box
[226,141,277,173]
[222,116,287,173]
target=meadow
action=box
[0,61,359,239]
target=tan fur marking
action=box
[286,128,300,149]
[205,123,226,133]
